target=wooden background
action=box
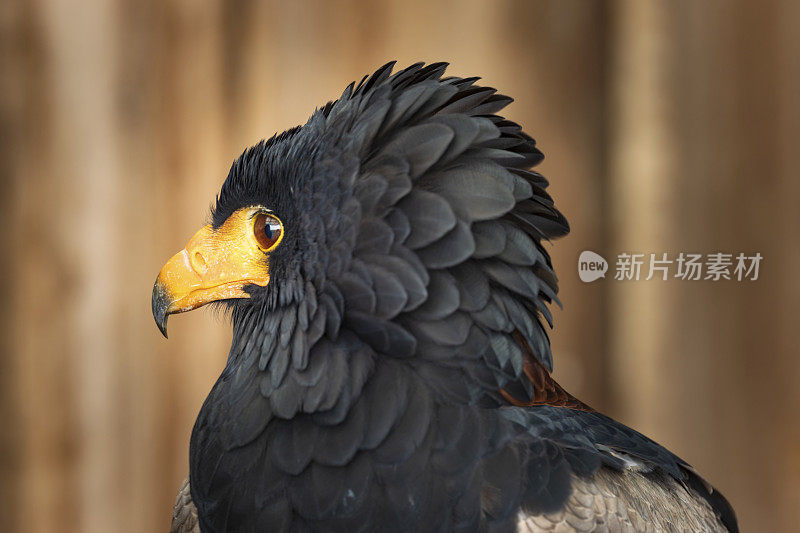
[1,1,798,531]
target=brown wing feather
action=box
[500,331,593,411]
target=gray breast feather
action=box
[516,468,728,533]
[171,476,200,533]
[173,467,728,533]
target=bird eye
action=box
[253,212,283,252]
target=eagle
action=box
[152,62,737,532]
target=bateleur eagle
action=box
[152,62,737,532]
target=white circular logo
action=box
[578,251,608,282]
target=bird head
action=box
[152,62,570,417]
[151,124,333,337]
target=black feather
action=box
[416,220,475,269]
[399,189,457,248]
[380,123,454,178]
[426,165,516,222]
[471,220,507,259]
[410,270,460,321]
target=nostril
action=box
[191,251,207,274]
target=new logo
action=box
[578,251,608,283]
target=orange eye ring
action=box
[253,212,283,252]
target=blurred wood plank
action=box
[607,0,678,437]
[0,4,52,533]
[2,0,88,531]
[37,2,125,531]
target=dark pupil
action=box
[254,213,282,250]
[263,218,280,241]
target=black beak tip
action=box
[152,281,170,339]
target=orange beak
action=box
[152,211,271,338]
